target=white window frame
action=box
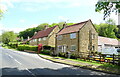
[34,39,37,42]
[92,46,95,51]
[43,37,47,40]
[39,38,41,41]
[70,45,76,51]
[57,35,63,40]
[70,33,76,39]
[57,45,62,52]
[92,34,95,39]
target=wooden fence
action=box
[78,52,120,65]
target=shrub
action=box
[43,45,54,50]
[40,50,50,55]
[17,45,38,51]
[58,52,66,57]
[70,53,77,59]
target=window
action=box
[92,34,95,39]
[70,33,76,39]
[39,38,41,41]
[43,37,47,40]
[71,45,76,51]
[92,46,95,51]
[57,35,63,40]
[34,39,37,42]
[57,46,62,52]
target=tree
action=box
[95,1,120,20]
[2,31,17,44]
[19,23,49,39]
[94,19,117,38]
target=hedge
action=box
[43,45,54,50]
[40,50,51,55]
[17,45,38,51]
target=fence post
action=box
[100,54,101,63]
[113,54,115,65]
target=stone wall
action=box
[79,20,98,55]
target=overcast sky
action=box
[0,0,118,34]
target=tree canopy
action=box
[19,22,74,39]
[95,1,120,20]
[94,19,119,39]
[1,31,17,44]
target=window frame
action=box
[70,33,76,39]
[57,35,63,40]
[70,45,76,51]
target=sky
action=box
[0,0,118,34]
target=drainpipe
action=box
[78,31,80,58]
[55,33,57,56]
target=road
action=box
[0,47,119,76]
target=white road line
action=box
[25,68,36,77]
[8,55,14,59]
[14,59,22,65]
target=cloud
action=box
[19,19,26,23]
[58,16,69,22]
[1,0,14,13]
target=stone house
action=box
[98,36,120,55]
[29,26,60,47]
[56,19,98,57]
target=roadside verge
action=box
[38,54,120,75]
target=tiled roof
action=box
[98,36,120,46]
[57,20,89,35]
[32,26,57,39]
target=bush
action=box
[17,45,38,51]
[43,45,54,50]
[70,53,77,59]
[58,52,66,57]
[40,50,51,55]
[1,44,7,47]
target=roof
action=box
[57,20,89,35]
[32,26,57,39]
[98,36,120,46]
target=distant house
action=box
[29,26,60,47]
[56,19,98,57]
[98,36,120,55]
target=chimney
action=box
[44,25,49,29]
[34,32,37,35]
[63,22,67,28]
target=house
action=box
[29,26,60,47]
[56,19,98,57]
[98,36,120,55]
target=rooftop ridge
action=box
[65,20,89,28]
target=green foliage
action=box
[19,22,75,39]
[1,31,17,44]
[40,50,51,55]
[19,23,48,39]
[17,45,38,51]
[95,1,120,20]
[43,45,54,50]
[94,19,118,39]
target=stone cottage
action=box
[29,26,60,47]
[56,19,98,57]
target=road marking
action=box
[25,68,36,77]
[8,55,14,59]
[14,59,22,65]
